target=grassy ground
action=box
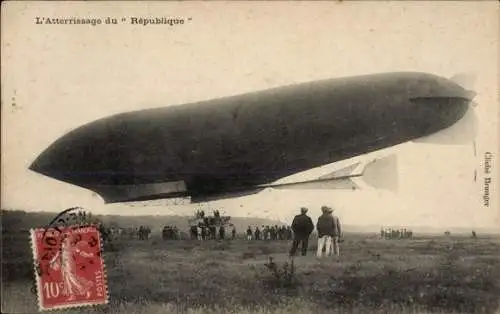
[2,230,500,314]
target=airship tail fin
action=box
[259,162,362,191]
[263,155,399,193]
[360,154,399,193]
[269,178,360,191]
[317,162,361,180]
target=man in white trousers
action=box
[316,206,342,257]
[329,207,342,256]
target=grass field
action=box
[2,230,500,314]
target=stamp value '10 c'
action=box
[30,225,109,311]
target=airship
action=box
[29,72,477,204]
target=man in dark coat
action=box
[246,226,253,240]
[219,225,225,240]
[289,207,314,257]
[270,226,276,240]
[231,225,236,239]
[254,227,261,240]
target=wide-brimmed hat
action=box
[321,205,333,213]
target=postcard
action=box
[2,1,499,313]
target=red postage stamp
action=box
[30,225,109,311]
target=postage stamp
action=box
[30,225,109,311]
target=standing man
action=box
[246,226,253,240]
[289,207,314,257]
[316,206,336,257]
[254,226,261,240]
[219,225,225,240]
[328,206,342,257]
[263,225,269,240]
[231,225,236,240]
[270,226,276,240]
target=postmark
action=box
[30,208,109,311]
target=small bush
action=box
[262,257,299,290]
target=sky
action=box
[2,2,499,230]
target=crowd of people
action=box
[97,205,344,260]
[190,224,230,240]
[162,225,180,240]
[380,227,413,239]
[188,209,231,240]
[100,225,152,241]
[138,226,152,240]
[194,209,221,219]
[245,225,293,241]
